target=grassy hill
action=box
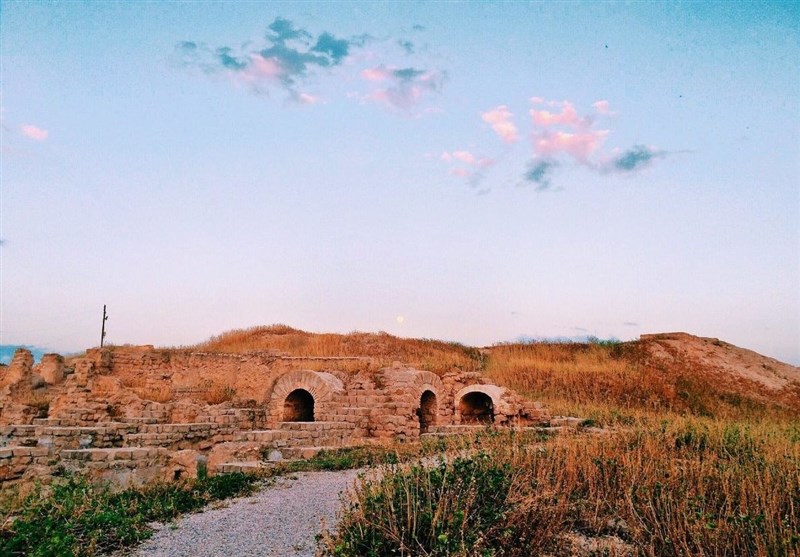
[185,325,800,422]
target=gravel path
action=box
[130,469,362,557]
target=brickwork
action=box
[0,346,549,487]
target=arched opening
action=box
[283,389,315,422]
[418,390,438,433]
[459,391,494,424]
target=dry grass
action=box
[484,341,798,422]
[322,419,800,556]
[18,392,50,414]
[134,384,173,403]
[188,324,484,375]
[180,325,797,419]
[200,382,236,405]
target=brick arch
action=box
[409,370,445,400]
[454,384,507,424]
[267,370,344,423]
[410,371,444,433]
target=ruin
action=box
[0,346,548,487]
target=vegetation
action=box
[484,340,799,421]
[321,420,800,556]
[7,326,795,555]
[0,472,259,557]
[189,324,484,374]
[0,443,456,557]
[185,325,799,419]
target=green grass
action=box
[0,441,458,557]
[0,472,259,557]
[320,419,800,557]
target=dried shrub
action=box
[322,420,800,557]
[19,393,50,416]
[202,383,236,405]
[134,384,173,403]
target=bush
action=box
[322,420,800,557]
[0,472,258,556]
[326,455,514,557]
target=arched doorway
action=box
[418,390,437,433]
[283,389,315,422]
[459,391,494,424]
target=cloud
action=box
[533,129,608,162]
[530,100,584,127]
[623,321,639,327]
[524,159,558,190]
[177,18,443,111]
[177,17,361,101]
[360,65,446,109]
[440,149,494,188]
[441,150,492,167]
[310,32,351,64]
[397,39,415,54]
[452,150,476,164]
[267,17,312,43]
[440,96,669,191]
[610,145,663,172]
[0,345,48,365]
[294,92,323,105]
[528,98,611,163]
[592,99,613,115]
[20,124,48,141]
[481,105,518,143]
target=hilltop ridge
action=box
[178,325,799,417]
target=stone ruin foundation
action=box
[0,346,549,488]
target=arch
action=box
[459,391,494,423]
[283,388,315,422]
[455,384,506,425]
[418,390,437,433]
[267,370,344,423]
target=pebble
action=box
[127,469,362,557]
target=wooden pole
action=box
[101,305,108,347]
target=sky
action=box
[1,1,799,364]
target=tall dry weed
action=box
[322,419,799,556]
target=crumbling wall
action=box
[1,345,549,487]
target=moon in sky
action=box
[396,316,405,324]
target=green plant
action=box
[0,472,258,556]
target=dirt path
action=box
[129,469,361,557]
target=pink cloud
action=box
[449,167,470,177]
[224,55,283,94]
[452,150,477,164]
[247,55,282,79]
[481,105,518,143]
[360,66,445,110]
[296,92,323,105]
[441,150,494,168]
[360,66,390,81]
[592,100,612,115]
[530,101,584,128]
[533,129,608,162]
[20,124,48,141]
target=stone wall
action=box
[0,346,549,487]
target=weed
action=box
[0,472,258,556]
[321,421,799,557]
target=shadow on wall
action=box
[283,388,314,422]
[459,391,494,424]
[418,390,437,433]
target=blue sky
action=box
[2,1,798,364]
